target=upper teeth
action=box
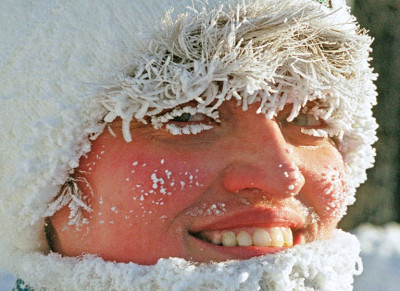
[200,227,293,247]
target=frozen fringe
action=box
[97,0,371,135]
[45,173,93,227]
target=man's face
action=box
[50,100,347,265]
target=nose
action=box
[221,108,305,200]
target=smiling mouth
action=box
[190,227,293,248]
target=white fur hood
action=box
[5,230,361,290]
[0,0,375,288]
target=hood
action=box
[0,0,375,287]
[6,230,361,290]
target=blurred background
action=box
[339,0,400,230]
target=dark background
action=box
[340,0,400,230]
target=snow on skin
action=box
[278,162,302,196]
[186,202,227,217]
[320,166,347,221]
[103,158,206,224]
[130,161,174,220]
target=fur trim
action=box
[3,230,362,290]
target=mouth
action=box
[190,227,293,247]
[185,206,306,261]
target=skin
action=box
[50,100,347,265]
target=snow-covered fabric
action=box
[8,224,400,291]
[0,230,361,291]
[0,0,376,289]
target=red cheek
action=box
[86,155,209,225]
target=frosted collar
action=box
[5,230,361,290]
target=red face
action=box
[50,100,347,265]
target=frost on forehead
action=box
[95,0,373,142]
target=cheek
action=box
[296,145,347,224]
[116,159,208,222]
[52,151,213,262]
[304,165,347,223]
[85,151,211,227]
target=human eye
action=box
[289,114,324,128]
[151,106,220,135]
[280,110,330,141]
[172,112,207,123]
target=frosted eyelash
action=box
[301,127,341,138]
[150,105,219,135]
[165,123,214,135]
[295,106,340,138]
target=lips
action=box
[187,206,304,257]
